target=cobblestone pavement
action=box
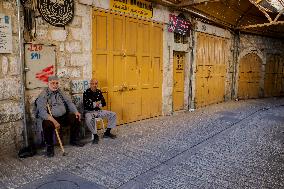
[1,98,284,189]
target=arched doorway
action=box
[238,53,262,99]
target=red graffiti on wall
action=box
[35,65,54,83]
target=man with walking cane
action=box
[36,76,84,157]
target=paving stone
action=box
[18,171,106,189]
[217,111,239,117]
[117,180,144,189]
[70,165,123,188]
[262,115,284,122]
[219,116,241,123]
[1,98,284,188]
[0,180,7,189]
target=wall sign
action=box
[25,43,56,89]
[168,14,191,36]
[0,14,12,53]
[110,0,153,18]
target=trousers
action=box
[42,113,80,145]
[85,110,116,134]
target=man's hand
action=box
[75,112,81,120]
[48,115,60,129]
[53,120,60,129]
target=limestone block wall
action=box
[235,34,284,99]
[0,0,23,156]
[25,1,92,117]
[0,0,94,155]
[22,0,94,150]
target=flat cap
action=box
[48,75,59,82]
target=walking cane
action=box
[46,103,67,156]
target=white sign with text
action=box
[0,14,12,53]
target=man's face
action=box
[48,80,59,91]
[90,80,98,91]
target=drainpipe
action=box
[17,0,28,147]
[231,32,240,100]
[188,29,195,110]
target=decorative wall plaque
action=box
[38,0,74,27]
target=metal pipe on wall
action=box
[231,32,240,100]
[17,0,28,147]
[188,29,196,110]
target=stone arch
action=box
[238,48,265,64]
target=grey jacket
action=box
[36,88,78,120]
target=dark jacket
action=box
[83,88,106,111]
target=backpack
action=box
[32,97,40,119]
[18,145,36,158]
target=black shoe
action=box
[46,145,54,157]
[103,132,117,139]
[92,134,99,144]
[70,141,85,147]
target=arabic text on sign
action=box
[111,0,153,18]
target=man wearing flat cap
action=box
[36,75,84,157]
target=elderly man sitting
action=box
[83,79,117,144]
[36,76,84,157]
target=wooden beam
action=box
[249,0,273,22]
[176,0,220,7]
[239,29,284,39]
[239,21,284,29]
[274,8,284,22]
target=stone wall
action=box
[0,0,94,156]
[24,0,93,148]
[234,34,284,99]
[0,0,23,156]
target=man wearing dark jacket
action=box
[83,79,117,144]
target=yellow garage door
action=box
[238,53,261,99]
[92,10,163,125]
[195,32,227,108]
[264,54,284,97]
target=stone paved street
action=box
[1,98,284,189]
